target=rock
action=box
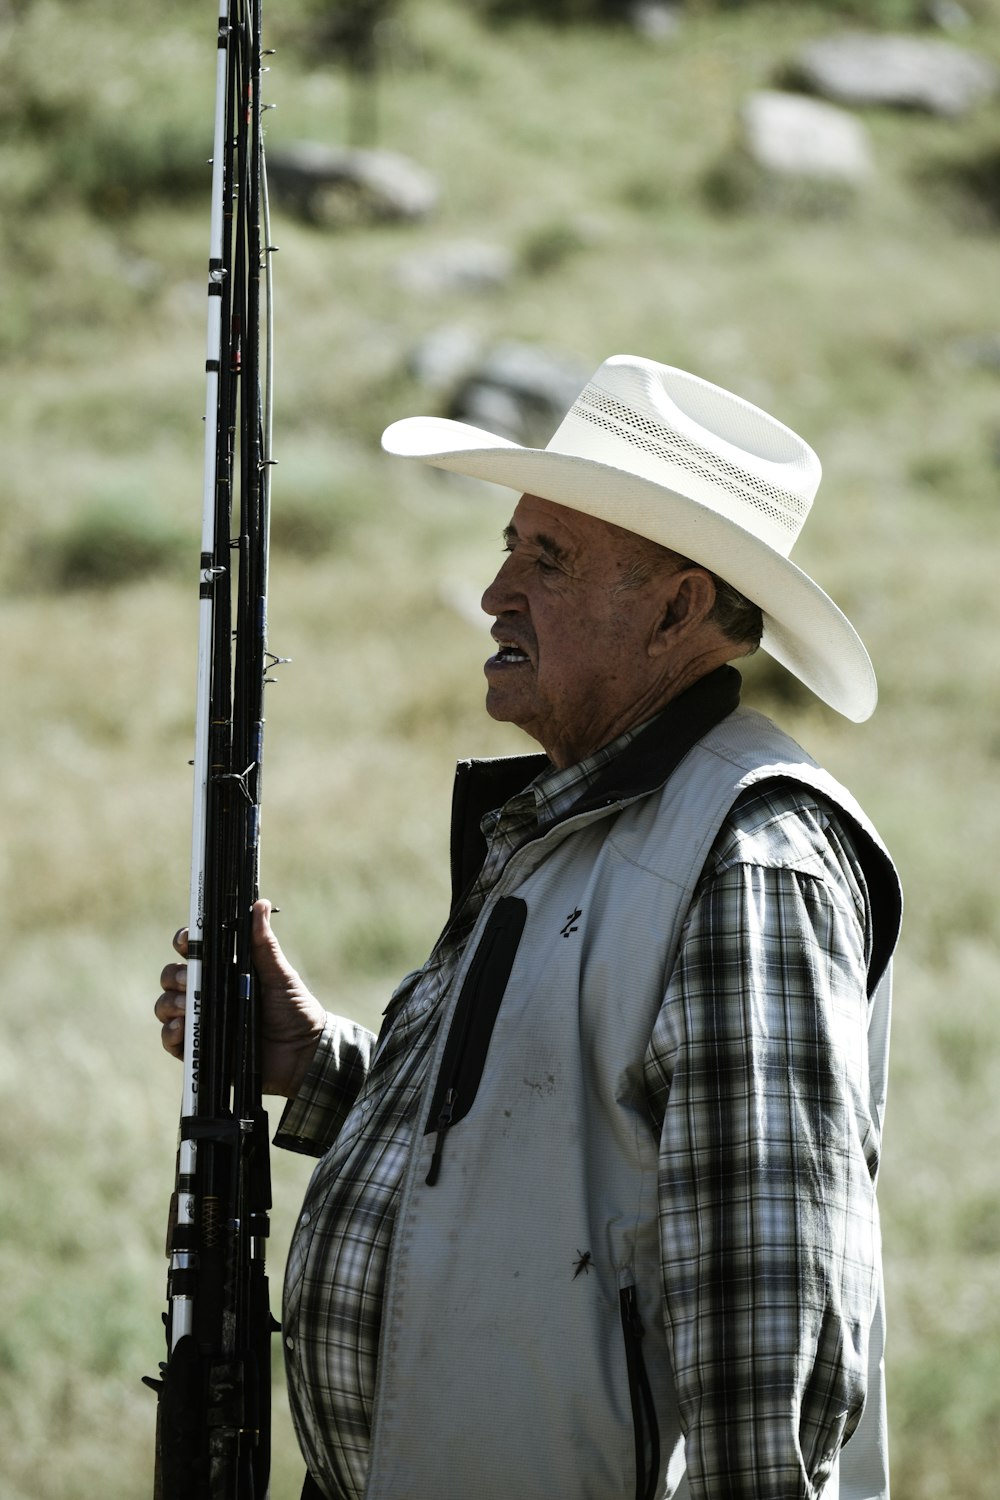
[947,333,1000,372]
[791,31,999,118]
[924,0,972,32]
[707,89,873,216]
[447,342,591,446]
[627,2,682,43]
[741,90,874,186]
[452,383,528,444]
[268,141,440,225]
[408,326,484,392]
[394,240,515,297]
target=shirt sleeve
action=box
[273,1013,377,1158]
[644,787,882,1500]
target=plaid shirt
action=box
[278,736,877,1500]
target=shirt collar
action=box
[528,718,654,832]
[451,666,743,907]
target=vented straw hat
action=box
[382,354,876,722]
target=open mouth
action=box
[490,638,531,666]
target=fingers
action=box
[157,900,301,1069]
[155,983,186,1021]
[160,957,188,994]
[155,988,185,1059]
[157,940,188,1061]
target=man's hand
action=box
[155,898,327,1098]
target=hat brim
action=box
[382,415,877,723]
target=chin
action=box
[484,690,535,742]
[484,687,513,725]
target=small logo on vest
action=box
[560,907,582,938]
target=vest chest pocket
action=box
[424,896,527,1185]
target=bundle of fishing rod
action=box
[146,3,279,1497]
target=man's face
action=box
[480,494,675,769]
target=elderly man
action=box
[157,356,902,1500]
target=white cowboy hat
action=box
[381,353,876,722]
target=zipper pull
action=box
[425,1088,456,1185]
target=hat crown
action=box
[546,356,822,559]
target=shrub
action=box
[32,497,189,591]
[49,118,212,217]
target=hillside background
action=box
[2,0,999,1496]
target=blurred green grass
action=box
[2,0,999,1495]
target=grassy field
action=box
[2,0,1000,1495]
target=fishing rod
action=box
[146,2,280,1495]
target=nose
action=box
[481,551,522,619]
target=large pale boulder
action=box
[268,142,440,225]
[741,90,875,185]
[706,89,874,215]
[446,342,591,446]
[792,32,999,118]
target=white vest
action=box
[363,708,901,1500]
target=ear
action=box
[648,567,718,656]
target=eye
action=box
[500,534,563,576]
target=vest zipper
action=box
[424,896,527,1186]
[620,1285,661,1500]
[426,1088,455,1186]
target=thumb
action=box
[251,898,300,990]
